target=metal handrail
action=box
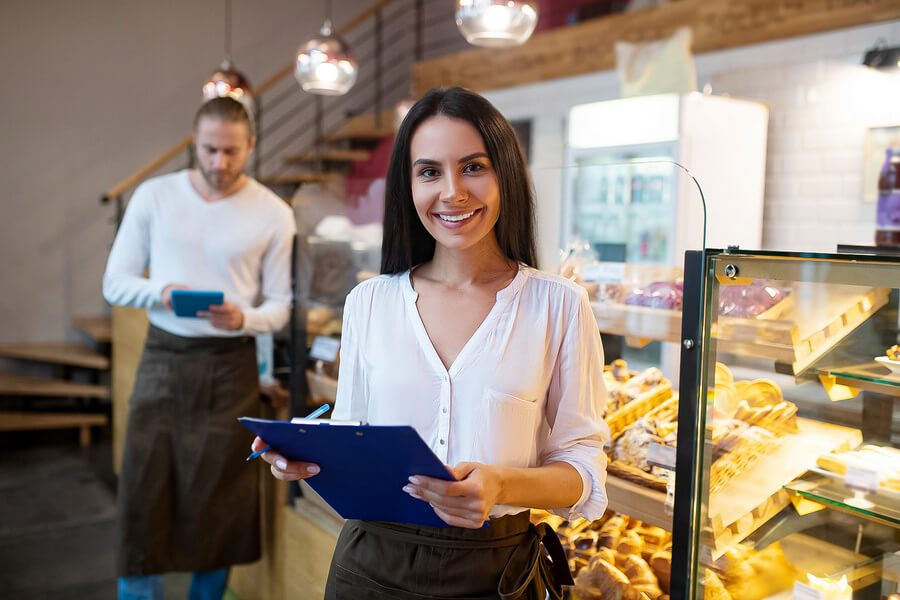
[100,0,399,204]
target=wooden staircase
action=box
[269,110,395,200]
[0,315,112,447]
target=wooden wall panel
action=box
[413,0,900,95]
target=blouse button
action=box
[442,407,448,414]
[439,439,445,445]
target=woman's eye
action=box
[464,162,486,173]
[419,168,438,178]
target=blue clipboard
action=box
[170,290,224,317]
[238,417,457,527]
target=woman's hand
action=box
[251,437,321,481]
[403,462,504,528]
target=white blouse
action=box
[332,265,610,520]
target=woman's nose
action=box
[442,174,468,202]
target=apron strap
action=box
[497,523,574,600]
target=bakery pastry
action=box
[887,345,899,360]
[649,550,672,594]
[574,558,634,600]
[597,515,629,549]
[616,530,645,556]
[704,570,732,600]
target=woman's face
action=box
[409,115,500,253]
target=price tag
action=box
[792,581,825,600]
[310,336,340,363]
[647,443,677,471]
[845,465,880,493]
[582,262,625,282]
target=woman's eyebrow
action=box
[412,152,489,167]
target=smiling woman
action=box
[254,87,610,600]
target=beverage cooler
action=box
[560,93,769,376]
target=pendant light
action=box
[456,0,539,48]
[295,0,358,96]
[202,0,254,111]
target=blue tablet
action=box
[170,290,224,318]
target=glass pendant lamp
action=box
[202,0,254,110]
[295,0,358,96]
[456,0,539,48]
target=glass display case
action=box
[672,249,900,600]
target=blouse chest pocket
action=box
[473,389,541,468]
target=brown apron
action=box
[116,325,261,576]
[325,512,573,599]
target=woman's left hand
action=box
[403,462,503,528]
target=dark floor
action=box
[0,429,200,599]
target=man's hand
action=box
[402,462,504,529]
[200,302,244,331]
[161,284,190,309]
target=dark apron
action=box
[325,512,573,599]
[116,325,261,576]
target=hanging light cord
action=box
[224,0,232,61]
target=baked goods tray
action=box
[708,418,862,559]
[605,474,671,531]
[591,287,888,376]
[787,470,900,527]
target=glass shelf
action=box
[819,362,900,399]
[786,475,900,528]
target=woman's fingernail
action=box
[402,485,414,494]
[307,465,320,474]
[275,459,287,470]
[408,476,421,485]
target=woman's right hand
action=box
[251,436,321,481]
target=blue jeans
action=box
[118,568,229,600]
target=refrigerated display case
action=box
[671,249,900,600]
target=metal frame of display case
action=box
[670,248,900,600]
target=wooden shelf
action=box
[72,315,111,344]
[260,173,340,187]
[0,342,110,370]
[0,411,108,447]
[0,372,109,399]
[283,149,372,165]
[324,111,393,143]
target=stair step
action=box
[283,149,372,165]
[260,173,341,187]
[0,343,110,370]
[325,111,394,143]
[72,315,111,344]
[0,411,109,447]
[0,373,110,399]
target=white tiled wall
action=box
[485,20,900,265]
[705,23,900,253]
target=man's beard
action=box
[199,164,244,191]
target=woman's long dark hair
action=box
[380,87,538,274]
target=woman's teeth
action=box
[438,210,476,222]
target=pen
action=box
[245,403,331,461]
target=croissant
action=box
[618,554,660,588]
[597,515,629,549]
[616,530,645,557]
[649,550,672,594]
[575,558,633,600]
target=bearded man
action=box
[103,96,295,599]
